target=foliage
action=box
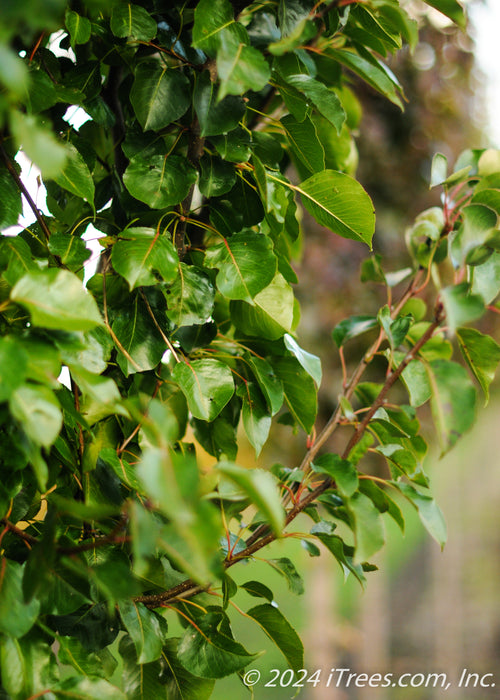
[0,0,498,695]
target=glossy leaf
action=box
[312,454,358,497]
[166,264,215,327]
[246,354,284,416]
[53,142,95,205]
[298,170,375,245]
[275,356,317,433]
[347,491,385,563]
[11,268,102,331]
[177,610,259,679]
[218,462,284,534]
[194,71,245,137]
[217,31,271,100]
[50,676,126,699]
[130,62,190,131]
[311,520,366,584]
[332,315,377,347]
[192,0,242,56]
[118,600,164,664]
[110,3,157,41]
[238,382,272,456]
[284,333,322,386]
[230,273,295,340]
[422,0,466,28]
[172,359,235,421]
[284,74,345,133]
[112,295,166,375]
[281,114,325,174]
[0,561,41,638]
[10,384,63,450]
[456,327,500,404]
[441,283,484,334]
[199,155,236,197]
[247,604,304,672]
[426,359,476,454]
[111,228,179,290]
[266,557,304,595]
[65,10,91,45]
[204,231,277,302]
[123,155,197,209]
[393,482,447,548]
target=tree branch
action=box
[0,140,52,242]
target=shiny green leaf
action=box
[166,264,215,327]
[112,228,179,290]
[281,114,325,174]
[284,333,322,386]
[347,491,385,563]
[173,359,234,421]
[247,604,303,672]
[298,170,375,245]
[218,462,284,535]
[204,231,277,302]
[275,356,317,433]
[393,482,447,548]
[123,155,197,209]
[426,359,476,454]
[53,142,95,206]
[217,31,271,100]
[246,354,284,416]
[118,600,164,664]
[110,3,157,41]
[284,74,345,133]
[12,269,102,331]
[332,315,377,347]
[230,273,295,340]
[130,62,190,131]
[0,561,40,638]
[456,327,500,404]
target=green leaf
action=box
[110,3,157,41]
[11,268,102,331]
[275,356,317,433]
[396,354,431,407]
[118,600,164,664]
[284,333,322,386]
[172,359,235,421]
[281,114,325,174]
[177,610,259,679]
[123,155,197,209]
[332,315,377,347]
[430,152,448,187]
[192,0,239,57]
[0,561,40,638]
[241,580,274,602]
[121,636,214,700]
[266,557,304,595]
[422,0,466,29]
[130,62,190,131]
[278,0,313,36]
[347,491,385,563]
[449,204,498,267]
[10,111,68,178]
[111,228,179,290]
[441,283,484,334]
[194,71,245,137]
[393,482,447,548]
[205,231,277,302]
[0,337,27,402]
[65,10,91,46]
[57,636,115,679]
[217,30,270,100]
[247,604,304,672]
[312,454,358,497]
[311,521,366,584]
[10,384,62,451]
[327,48,404,108]
[471,250,500,303]
[0,164,23,229]
[456,327,500,404]
[199,155,236,197]
[238,383,272,456]
[246,355,284,416]
[166,264,215,327]
[230,273,295,340]
[53,142,95,206]
[426,359,476,454]
[298,170,375,245]
[218,462,284,535]
[112,295,166,375]
[377,305,412,349]
[48,231,90,271]
[283,74,345,133]
[50,676,126,699]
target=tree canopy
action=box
[1,0,499,697]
